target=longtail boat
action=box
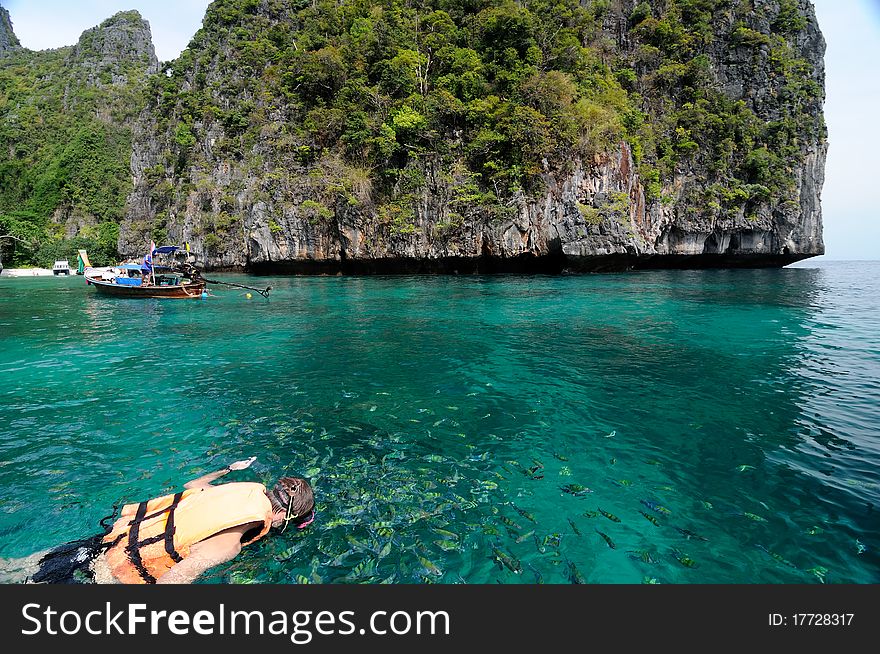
[84,245,206,299]
[84,244,271,299]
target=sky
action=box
[2,0,878,260]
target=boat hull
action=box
[86,276,206,299]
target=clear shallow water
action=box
[0,262,878,584]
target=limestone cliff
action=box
[0,6,19,54]
[0,9,157,266]
[68,11,159,86]
[120,0,826,272]
[4,1,828,272]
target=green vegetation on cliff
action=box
[0,10,154,266]
[141,0,824,245]
[0,1,824,265]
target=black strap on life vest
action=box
[101,532,125,552]
[123,492,186,583]
[163,492,184,563]
[125,501,157,584]
[137,504,178,525]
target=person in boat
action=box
[3,458,315,584]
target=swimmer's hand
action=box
[228,456,256,471]
[185,457,257,489]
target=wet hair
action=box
[269,476,315,528]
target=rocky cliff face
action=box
[69,11,159,86]
[112,0,822,272]
[0,6,19,54]
[0,8,158,266]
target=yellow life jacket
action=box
[101,482,273,584]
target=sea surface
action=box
[0,261,878,584]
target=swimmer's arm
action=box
[155,525,252,585]
[183,457,256,489]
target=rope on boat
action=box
[202,277,272,298]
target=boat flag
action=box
[76,249,91,274]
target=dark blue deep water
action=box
[0,260,878,583]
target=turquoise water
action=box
[0,262,878,584]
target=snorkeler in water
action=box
[2,457,315,584]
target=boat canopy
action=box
[118,264,146,271]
